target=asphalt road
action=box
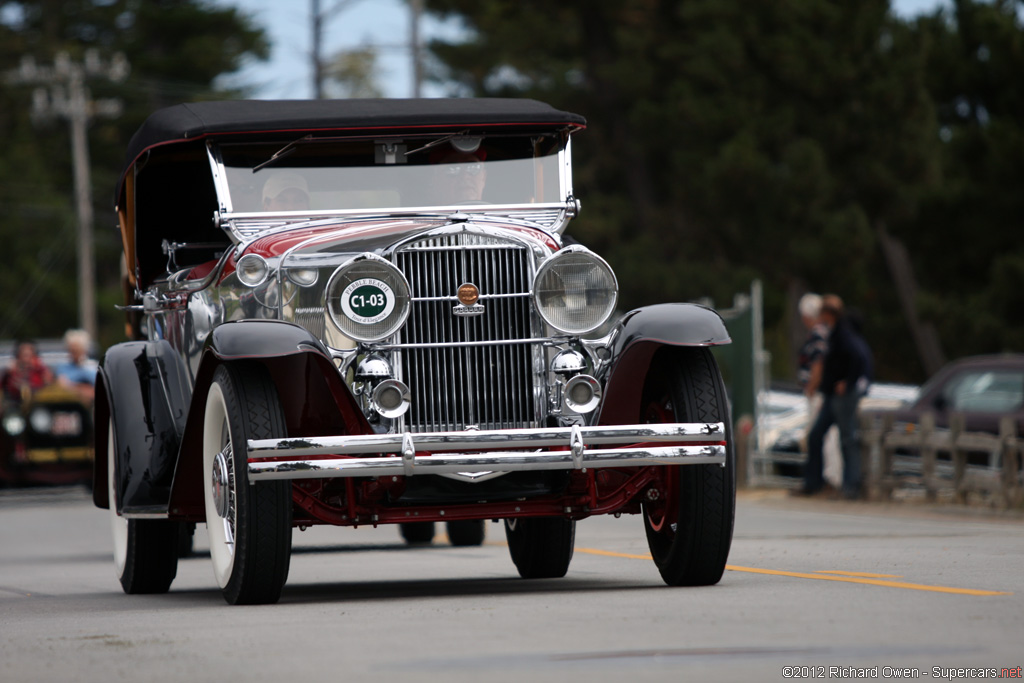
[1,486,1021,683]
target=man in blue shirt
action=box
[798,295,873,499]
[54,329,97,403]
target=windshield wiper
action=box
[253,134,314,173]
[404,130,472,158]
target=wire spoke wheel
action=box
[641,347,735,586]
[203,389,237,588]
[642,400,679,535]
[202,363,292,605]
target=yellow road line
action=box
[814,570,903,578]
[573,547,1011,596]
[726,565,1011,596]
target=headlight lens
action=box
[29,408,52,434]
[3,414,25,436]
[285,267,319,287]
[236,253,270,287]
[534,247,618,335]
[325,254,411,342]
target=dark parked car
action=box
[887,354,1024,437]
[96,99,735,604]
[861,354,1024,480]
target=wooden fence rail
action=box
[860,412,1022,508]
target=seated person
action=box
[54,329,98,404]
[430,147,487,204]
[2,339,54,405]
[262,171,311,211]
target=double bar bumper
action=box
[247,422,727,481]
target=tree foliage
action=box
[908,0,1024,358]
[0,0,268,349]
[423,0,1023,382]
[325,46,383,99]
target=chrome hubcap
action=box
[211,446,231,519]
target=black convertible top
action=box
[122,98,586,175]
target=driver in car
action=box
[262,170,311,211]
[432,148,487,204]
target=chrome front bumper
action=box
[246,422,726,481]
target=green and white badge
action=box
[340,278,395,324]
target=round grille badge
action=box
[457,283,479,306]
[341,278,395,324]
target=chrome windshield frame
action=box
[205,135,577,242]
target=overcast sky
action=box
[210,0,463,99]
[209,1,950,99]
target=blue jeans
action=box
[804,391,864,497]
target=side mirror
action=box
[932,394,948,412]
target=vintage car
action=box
[95,99,735,604]
[2,382,94,487]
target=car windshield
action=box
[216,136,566,214]
[944,369,1024,413]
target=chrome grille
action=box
[293,306,326,341]
[395,233,538,432]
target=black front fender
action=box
[167,319,367,519]
[204,318,332,361]
[94,340,191,512]
[610,303,731,351]
[597,303,730,425]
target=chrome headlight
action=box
[534,246,618,335]
[285,267,319,287]
[3,414,25,436]
[325,254,411,342]
[236,253,270,287]
[29,408,52,434]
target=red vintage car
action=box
[95,99,734,604]
[1,383,93,486]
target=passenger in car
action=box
[1,339,54,405]
[54,329,97,404]
[262,170,311,211]
[432,148,487,203]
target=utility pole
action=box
[410,0,423,97]
[312,0,324,98]
[311,0,363,99]
[6,50,129,343]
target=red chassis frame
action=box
[284,446,723,529]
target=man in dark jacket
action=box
[799,295,873,499]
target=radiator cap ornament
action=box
[454,282,485,317]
